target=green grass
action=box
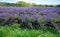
[0,24,60,37]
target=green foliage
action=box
[16,1,31,7]
[51,18,60,23]
[27,17,35,22]
[23,12,29,14]
[0,25,40,37]
[56,4,60,7]
[13,16,22,20]
[38,17,46,24]
[0,24,60,37]
[31,3,37,7]
[51,18,60,25]
[38,17,47,29]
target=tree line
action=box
[0,1,60,7]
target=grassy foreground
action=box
[0,24,60,37]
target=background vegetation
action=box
[0,1,60,7]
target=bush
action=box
[38,17,46,29]
[51,18,60,25]
[27,17,35,22]
[0,16,22,25]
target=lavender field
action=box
[0,7,60,28]
[0,7,60,37]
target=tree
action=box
[56,4,60,7]
[31,3,37,7]
[16,1,29,7]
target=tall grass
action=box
[0,24,60,37]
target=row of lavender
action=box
[0,7,60,29]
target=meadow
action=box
[0,7,60,37]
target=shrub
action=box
[0,16,22,26]
[51,18,60,25]
[51,18,60,23]
[27,17,35,22]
